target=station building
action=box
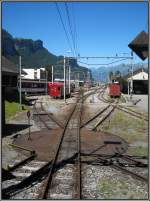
[127,30,148,95]
[126,68,148,95]
[2,56,19,134]
[22,68,46,80]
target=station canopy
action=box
[128,31,148,60]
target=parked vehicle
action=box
[109,81,121,98]
[47,82,70,98]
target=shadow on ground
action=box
[2,124,31,138]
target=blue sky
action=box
[2,1,148,66]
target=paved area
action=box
[123,94,148,113]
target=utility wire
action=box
[65,2,77,57]
[71,3,79,57]
[78,58,128,66]
[55,2,75,56]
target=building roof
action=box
[2,56,27,75]
[2,56,19,74]
[124,68,148,80]
[128,31,148,60]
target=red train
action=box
[47,82,70,98]
[109,81,121,98]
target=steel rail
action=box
[98,87,148,122]
[119,155,148,167]
[38,89,87,199]
[111,163,148,183]
[38,93,82,199]
[90,156,148,183]
[33,102,51,130]
[2,160,52,198]
[6,154,36,172]
[116,106,148,121]
[40,102,65,129]
[92,104,118,131]
[120,106,147,118]
[80,104,111,128]
[72,90,83,199]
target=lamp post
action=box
[69,64,71,95]
[45,70,48,95]
[52,65,54,84]
[66,50,72,96]
[64,56,66,102]
[19,56,22,110]
[130,51,134,99]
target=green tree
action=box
[115,70,121,77]
[45,65,52,81]
[109,71,113,81]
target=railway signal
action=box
[27,110,31,140]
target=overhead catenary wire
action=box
[65,2,77,57]
[71,3,79,57]
[78,58,129,66]
[55,2,75,56]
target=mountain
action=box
[2,29,92,80]
[2,29,59,68]
[90,63,148,82]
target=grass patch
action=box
[98,110,148,143]
[5,101,29,120]
[5,101,21,120]
[97,176,148,199]
[119,95,126,103]
[5,90,29,120]
[127,146,148,156]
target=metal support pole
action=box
[52,65,54,83]
[45,70,48,95]
[19,56,22,110]
[78,72,80,88]
[28,116,31,140]
[69,65,71,95]
[131,55,134,94]
[128,81,129,96]
[130,51,134,99]
[64,56,66,102]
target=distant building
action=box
[125,68,148,94]
[22,68,46,80]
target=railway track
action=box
[81,97,118,131]
[40,102,65,128]
[97,86,114,104]
[116,105,148,121]
[2,154,51,199]
[33,102,52,130]
[33,101,64,130]
[2,88,148,199]
[81,153,148,183]
[2,88,98,199]
[37,90,84,199]
[32,87,98,131]
[97,86,148,122]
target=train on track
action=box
[19,79,74,98]
[47,82,71,98]
[108,81,121,98]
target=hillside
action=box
[2,29,92,80]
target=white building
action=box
[22,68,46,80]
[127,68,148,94]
